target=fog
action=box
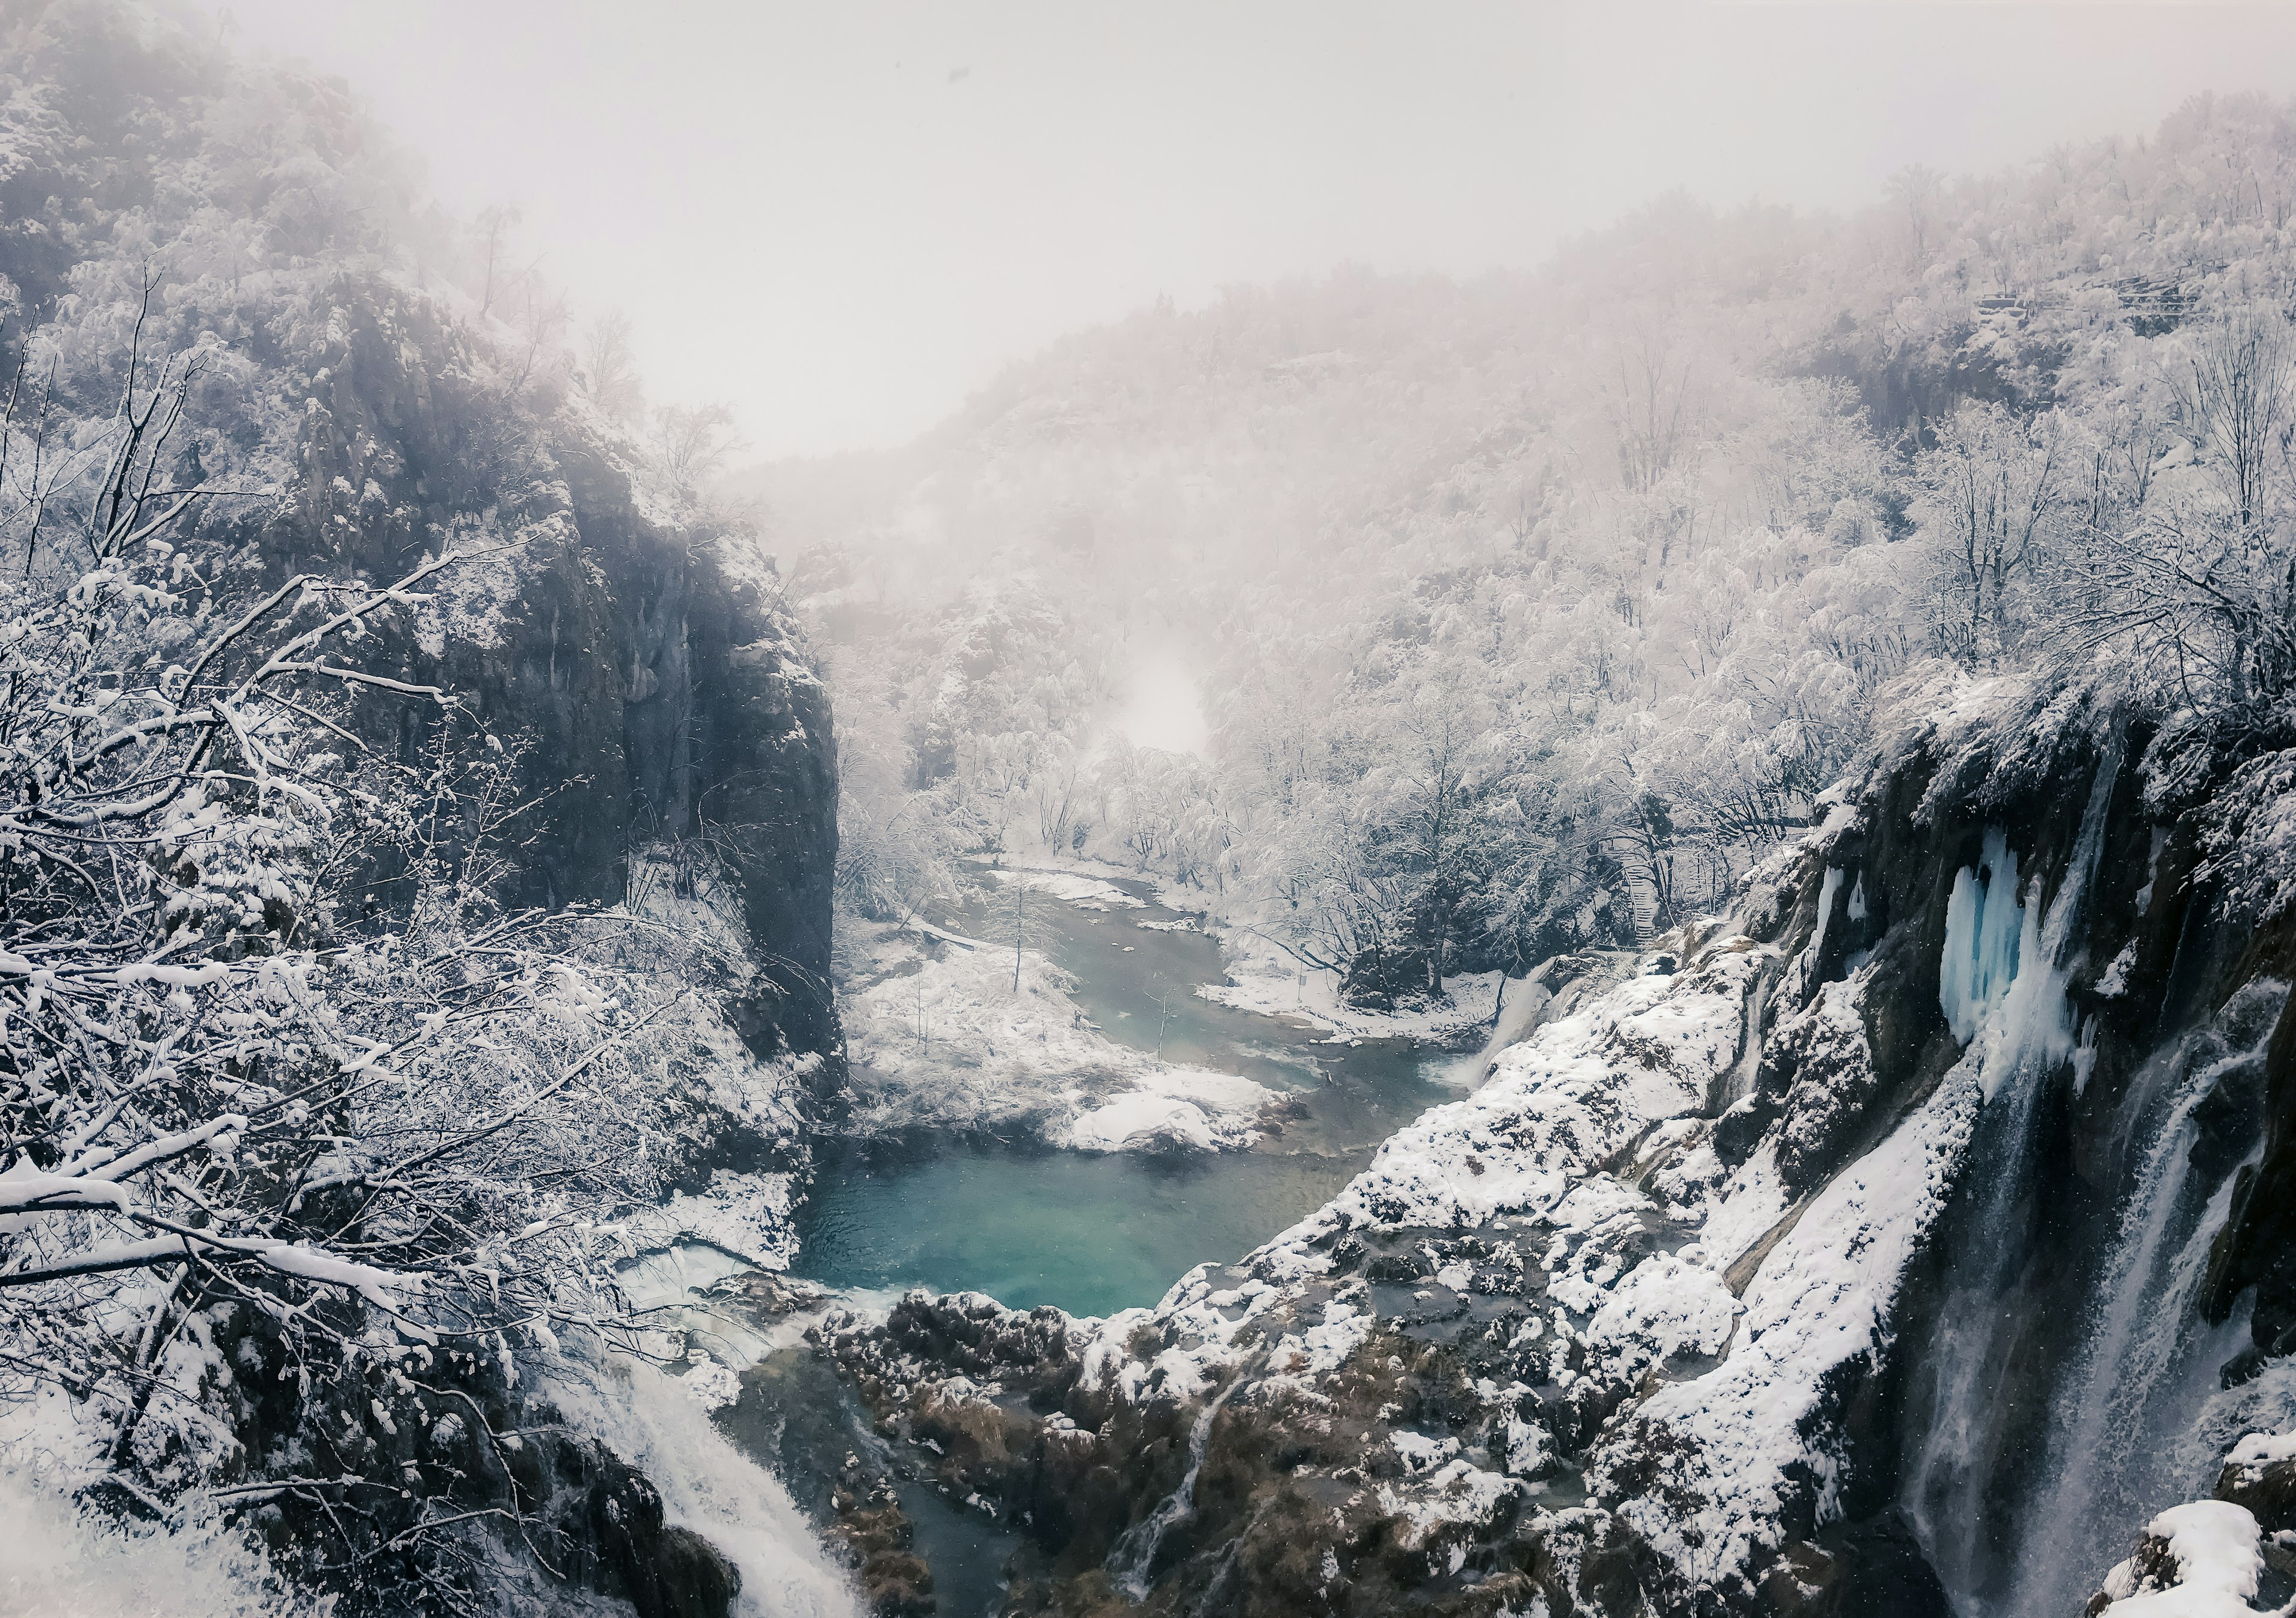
[16,6,2296,1610]
[220,1,2296,457]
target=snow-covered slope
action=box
[787,682,2296,1617]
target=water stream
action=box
[1995,976,2285,1616]
[642,874,1478,1614]
[1904,747,2121,1610]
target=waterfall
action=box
[1106,1377,1245,1599]
[1724,967,1770,1109]
[1898,1012,2060,1602]
[1997,977,2286,1616]
[1903,741,2121,1608]
[1440,972,1556,1090]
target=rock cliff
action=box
[265,277,842,1077]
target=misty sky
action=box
[221,1,2296,461]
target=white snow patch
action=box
[2096,1501,2266,1617]
[1584,1253,1741,1381]
[1256,948,1764,1256]
[2227,1430,2296,1467]
[1375,1460,1519,1546]
[621,1172,801,1271]
[1600,1059,1983,1597]
[839,917,1271,1150]
[984,866,1145,909]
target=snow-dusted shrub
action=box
[0,322,758,1604]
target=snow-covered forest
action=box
[10,4,2296,1618]
[771,96,2296,997]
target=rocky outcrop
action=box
[782,682,2296,1618]
[139,1297,747,1618]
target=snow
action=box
[1259,945,1764,1249]
[2098,941,2139,997]
[1601,1061,1982,1594]
[621,1172,804,1271]
[681,1352,746,1411]
[838,916,1274,1150]
[2096,1502,2266,1617]
[1584,1253,1741,1381]
[2227,1429,2296,1467]
[1058,1090,1221,1151]
[1274,1300,1377,1375]
[984,865,1146,910]
[1202,933,1507,1044]
[1022,925,1808,1589]
[1391,1430,1461,1473]
[1695,1141,1791,1274]
[1376,1459,1520,1547]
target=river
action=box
[639,875,1475,1616]
[793,873,1468,1317]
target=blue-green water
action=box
[796,875,1461,1318]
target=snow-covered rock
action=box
[836,916,1274,1150]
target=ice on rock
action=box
[1811,865,1845,960]
[1935,823,2090,1099]
[1939,828,2024,1045]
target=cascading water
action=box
[1904,743,2121,1609]
[1724,968,1770,1109]
[1107,1375,1247,1599]
[1995,976,2286,1616]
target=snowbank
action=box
[838,918,1274,1150]
[982,865,1146,910]
[621,1171,805,1270]
[1199,921,1507,1043]
[1260,945,1763,1255]
[2093,1501,2268,1617]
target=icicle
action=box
[1811,866,1845,961]
[1939,830,2023,1046]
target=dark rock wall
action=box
[262,277,841,1067]
[1750,708,2296,1611]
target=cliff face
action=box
[175,281,843,1616]
[271,277,842,1074]
[791,685,2296,1618]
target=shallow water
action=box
[796,873,1463,1317]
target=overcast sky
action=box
[218,2,2296,460]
